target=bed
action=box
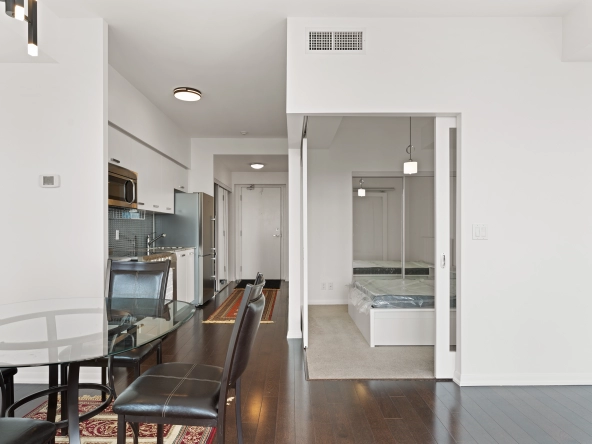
[348,276,456,347]
[353,260,433,276]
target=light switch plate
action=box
[473,224,488,240]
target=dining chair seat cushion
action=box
[80,339,162,367]
[0,418,56,444]
[0,368,17,379]
[113,363,223,420]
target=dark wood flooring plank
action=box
[410,381,477,444]
[354,381,399,443]
[459,387,539,444]
[438,382,518,444]
[476,387,558,444]
[492,387,579,444]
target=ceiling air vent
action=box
[309,31,333,51]
[306,29,366,54]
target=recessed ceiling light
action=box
[240,131,248,136]
[173,87,202,102]
[250,163,265,170]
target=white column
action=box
[287,148,302,338]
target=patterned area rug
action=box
[24,395,216,444]
[203,289,278,324]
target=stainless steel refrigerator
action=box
[158,192,216,305]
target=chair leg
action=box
[117,415,126,444]
[60,364,68,434]
[235,379,243,444]
[218,397,226,444]
[108,355,117,399]
[101,367,107,402]
[130,423,139,444]
[134,362,141,380]
[156,342,163,364]
[157,424,164,444]
[47,364,58,424]
[6,376,14,407]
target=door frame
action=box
[297,113,461,380]
[352,191,388,261]
[236,184,286,281]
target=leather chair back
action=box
[225,282,265,388]
[105,260,170,300]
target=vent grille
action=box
[309,31,333,51]
[334,31,363,51]
[307,29,365,53]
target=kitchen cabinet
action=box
[175,249,196,303]
[108,126,188,214]
[108,126,133,169]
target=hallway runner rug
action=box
[203,288,278,324]
[24,395,216,443]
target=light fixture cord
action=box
[408,117,413,161]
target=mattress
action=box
[353,260,432,276]
[350,276,456,314]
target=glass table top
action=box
[0,298,195,368]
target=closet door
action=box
[434,117,457,379]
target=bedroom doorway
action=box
[303,115,458,380]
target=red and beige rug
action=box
[24,395,216,444]
[203,289,278,324]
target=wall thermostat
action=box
[39,175,61,188]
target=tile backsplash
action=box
[108,208,154,252]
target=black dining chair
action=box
[0,372,56,444]
[113,278,266,444]
[78,259,171,397]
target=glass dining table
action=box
[0,297,196,444]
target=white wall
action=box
[190,138,288,196]
[0,5,107,382]
[109,66,190,167]
[288,17,592,385]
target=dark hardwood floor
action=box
[14,281,592,443]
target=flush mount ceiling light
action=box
[173,87,202,102]
[403,117,418,175]
[250,163,265,170]
[2,0,38,56]
[358,179,366,197]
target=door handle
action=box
[273,234,282,237]
[441,254,446,268]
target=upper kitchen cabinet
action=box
[108,126,133,170]
[109,66,191,168]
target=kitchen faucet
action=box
[147,233,166,253]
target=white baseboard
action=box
[286,329,302,339]
[308,298,348,305]
[457,372,592,386]
[453,370,462,386]
[15,367,102,385]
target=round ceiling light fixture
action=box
[173,87,202,102]
[250,163,265,170]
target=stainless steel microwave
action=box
[108,163,138,209]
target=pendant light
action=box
[358,179,366,197]
[27,0,37,56]
[2,0,38,56]
[404,117,418,175]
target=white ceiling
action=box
[215,155,289,173]
[38,0,584,138]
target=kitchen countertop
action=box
[109,246,195,261]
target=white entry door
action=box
[240,186,282,279]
